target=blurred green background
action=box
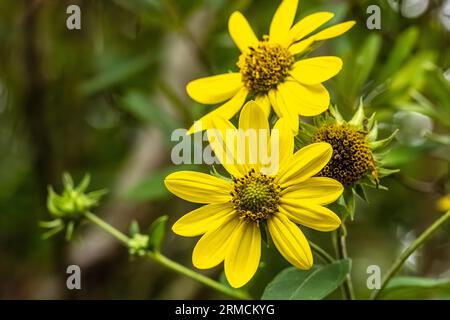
[0,0,449,299]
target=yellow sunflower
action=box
[186,0,355,134]
[165,101,344,288]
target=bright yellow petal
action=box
[289,21,355,54]
[289,12,334,44]
[290,57,343,85]
[311,21,356,41]
[239,100,269,133]
[192,216,240,269]
[268,88,299,134]
[288,38,314,55]
[207,116,248,177]
[238,101,270,172]
[269,0,299,46]
[280,80,329,116]
[225,220,261,288]
[165,171,232,203]
[269,118,293,175]
[255,94,271,118]
[279,203,341,232]
[186,73,243,104]
[268,212,313,269]
[187,87,248,134]
[228,11,258,52]
[172,202,236,237]
[277,142,332,188]
[281,177,343,205]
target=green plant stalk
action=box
[84,211,130,245]
[333,224,355,300]
[309,241,335,264]
[83,211,250,300]
[148,251,250,300]
[371,210,450,300]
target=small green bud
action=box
[47,173,107,220]
[42,173,108,240]
[128,234,150,257]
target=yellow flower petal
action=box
[228,11,258,52]
[289,12,334,44]
[187,87,248,134]
[268,88,299,133]
[290,56,343,85]
[281,177,343,205]
[255,94,271,118]
[288,38,314,55]
[207,116,248,177]
[311,21,356,41]
[279,80,329,116]
[186,73,243,104]
[279,203,341,232]
[165,171,232,203]
[239,100,270,133]
[238,101,270,172]
[268,212,313,269]
[289,21,355,54]
[277,142,332,188]
[172,203,236,237]
[269,0,299,46]
[270,118,294,175]
[225,220,261,288]
[193,216,240,269]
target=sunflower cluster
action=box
[165,0,396,288]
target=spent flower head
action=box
[297,101,398,218]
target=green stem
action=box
[83,211,250,300]
[333,225,355,300]
[149,251,250,300]
[309,241,335,264]
[371,210,450,300]
[84,211,130,245]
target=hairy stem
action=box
[371,210,450,300]
[333,225,356,300]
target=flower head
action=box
[41,173,107,240]
[299,102,399,190]
[165,102,343,288]
[187,0,355,134]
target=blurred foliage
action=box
[0,0,449,299]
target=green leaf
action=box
[261,259,351,300]
[343,188,356,220]
[126,165,196,202]
[76,174,91,193]
[381,276,450,299]
[129,220,140,236]
[147,215,168,252]
[79,53,155,96]
[354,184,368,202]
[349,34,382,101]
[369,129,398,150]
[377,27,419,82]
[125,169,175,202]
[119,91,175,135]
[62,172,74,190]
